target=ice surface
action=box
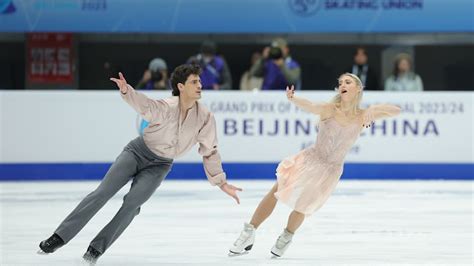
[1,180,472,265]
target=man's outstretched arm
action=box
[110,72,168,122]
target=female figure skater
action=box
[229,73,401,257]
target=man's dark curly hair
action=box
[170,64,202,96]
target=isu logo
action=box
[288,0,321,16]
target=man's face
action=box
[178,74,202,100]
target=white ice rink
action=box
[1,180,472,265]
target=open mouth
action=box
[341,89,348,94]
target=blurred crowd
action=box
[138,38,423,92]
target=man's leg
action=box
[88,164,171,254]
[53,150,138,244]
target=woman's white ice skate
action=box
[270,229,293,258]
[228,223,255,256]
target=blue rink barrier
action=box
[0,163,472,181]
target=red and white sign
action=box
[27,33,74,84]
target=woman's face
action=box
[398,58,411,73]
[338,75,360,103]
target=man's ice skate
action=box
[83,246,102,265]
[228,223,255,256]
[37,233,65,255]
[270,229,293,258]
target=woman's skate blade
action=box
[228,250,249,257]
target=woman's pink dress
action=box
[274,117,362,216]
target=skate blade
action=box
[37,250,49,255]
[228,250,249,257]
[270,251,280,259]
[82,259,97,265]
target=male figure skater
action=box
[39,64,241,264]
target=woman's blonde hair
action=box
[330,73,364,115]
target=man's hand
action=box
[219,183,242,204]
[110,72,129,94]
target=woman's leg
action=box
[270,210,304,257]
[286,210,305,233]
[249,182,279,228]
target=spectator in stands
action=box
[240,51,264,91]
[136,57,169,90]
[250,37,301,90]
[187,41,232,90]
[385,53,423,91]
[345,47,380,90]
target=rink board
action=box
[1,91,472,180]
